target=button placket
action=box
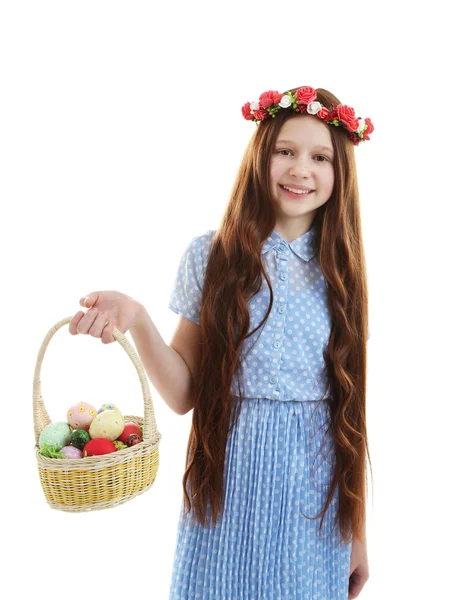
[270,242,290,399]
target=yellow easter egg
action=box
[89,409,124,441]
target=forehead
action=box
[276,115,333,151]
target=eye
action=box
[276,149,330,162]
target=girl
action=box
[71,85,373,599]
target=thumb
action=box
[81,295,93,308]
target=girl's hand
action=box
[348,537,370,598]
[69,291,144,344]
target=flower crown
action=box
[241,86,374,146]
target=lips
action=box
[280,184,313,192]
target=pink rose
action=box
[336,104,359,132]
[259,90,283,108]
[296,86,317,105]
[242,102,253,120]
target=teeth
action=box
[282,185,310,195]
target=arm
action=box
[349,536,370,598]
[129,305,194,416]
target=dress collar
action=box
[262,222,320,262]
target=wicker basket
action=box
[33,316,161,512]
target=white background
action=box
[1,1,459,598]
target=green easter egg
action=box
[39,421,72,451]
[70,429,91,450]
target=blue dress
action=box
[167,223,369,599]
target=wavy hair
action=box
[181,86,373,546]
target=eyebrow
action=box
[276,140,334,153]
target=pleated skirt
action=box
[168,398,352,599]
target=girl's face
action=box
[270,115,335,235]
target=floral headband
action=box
[241,86,374,146]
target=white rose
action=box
[307,101,322,115]
[356,118,366,133]
[279,94,292,108]
[250,101,259,111]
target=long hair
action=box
[181,86,373,546]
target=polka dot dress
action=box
[167,223,369,599]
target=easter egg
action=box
[67,402,98,431]
[117,422,142,444]
[126,433,141,447]
[89,409,124,441]
[83,438,117,457]
[60,446,83,459]
[97,403,119,415]
[39,422,72,451]
[70,429,91,450]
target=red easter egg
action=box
[117,422,142,444]
[83,438,117,457]
[126,433,141,447]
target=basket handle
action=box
[32,316,160,446]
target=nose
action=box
[289,157,313,178]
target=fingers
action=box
[69,311,85,335]
[101,321,115,345]
[71,292,115,343]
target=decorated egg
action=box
[89,409,124,441]
[70,429,91,450]
[39,421,72,451]
[97,402,119,415]
[83,438,117,457]
[67,402,98,431]
[60,446,83,459]
[125,433,141,447]
[118,422,142,444]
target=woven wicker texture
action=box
[33,316,161,512]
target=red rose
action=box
[242,102,253,120]
[296,86,317,105]
[259,90,283,108]
[316,107,329,119]
[253,109,269,121]
[362,117,374,140]
[336,104,359,132]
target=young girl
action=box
[71,85,373,599]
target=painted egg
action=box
[89,409,124,441]
[60,446,83,459]
[67,402,98,431]
[70,429,91,450]
[97,403,119,415]
[39,421,72,451]
[83,438,117,457]
[126,433,141,447]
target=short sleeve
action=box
[168,235,204,324]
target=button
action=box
[278,306,285,313]
[274,341,281,348]
[269,376,277,384]
[281,273,287,281]
[279,244,287,253]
